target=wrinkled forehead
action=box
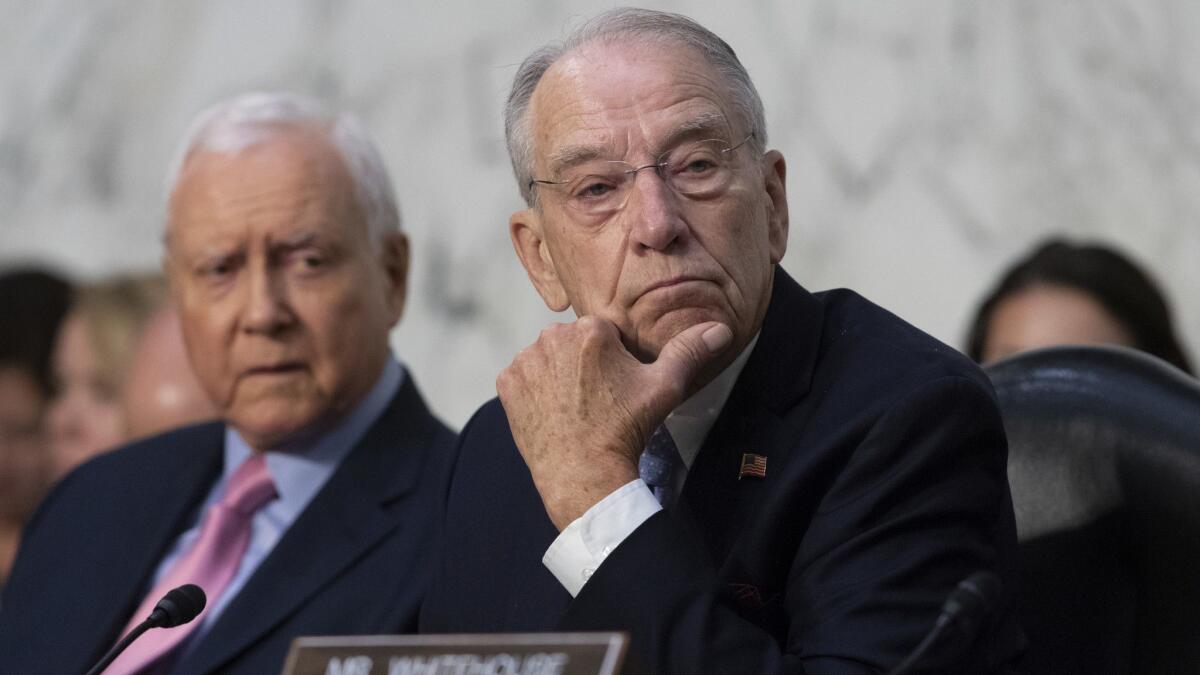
[528,39,741,165]
[166,130,361,247]
[173,126,340,196]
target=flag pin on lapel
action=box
[739,453,767,480]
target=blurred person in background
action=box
[45,273,165,478]
[120,302,218,441]
[0,268,72,585]
[966,239,1193,374]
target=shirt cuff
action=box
[542,479,662,597]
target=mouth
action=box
[643,276,711,294]
[241,361,306,377]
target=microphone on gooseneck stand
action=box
[84,584,207,675]
[886,571,1003,675]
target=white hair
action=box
[165,91,401,240]
[504,7,768,206]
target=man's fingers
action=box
[700,323,734,353]
[651,321,733,403]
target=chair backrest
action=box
[987,345,1200,675]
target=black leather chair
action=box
[986,345,1200,675]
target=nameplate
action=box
[282,633,628,675]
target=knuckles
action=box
[574,315,603,332]
[575,316,619,351]
[503,317,636,409]
[497,346,537,396]
[495,366,517,399]
[530,317,620,356]
[537,321,571,342]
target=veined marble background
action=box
[2,0,1198,426]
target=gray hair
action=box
[165,91,401,241]
[504,7,768,206]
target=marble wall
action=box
[2,0,1198,426]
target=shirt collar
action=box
[664,333,759,470]
[221,356,404,520]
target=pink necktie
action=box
[106,454,278,674]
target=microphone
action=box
[886,571,1002,675]
[148,584,207,627]
[84,584,207,675]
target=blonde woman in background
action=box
[45,273,165,479]
[119,301,218,442]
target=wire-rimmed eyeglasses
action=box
[528,133,755,217]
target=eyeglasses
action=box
[529,133,755,217]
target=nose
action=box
[626,168,686,252]
[241,262,294,336]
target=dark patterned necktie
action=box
[639,424,683,508]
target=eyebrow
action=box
[269,232,347,264]
[544,145,609,178]
[653,112,734,155]
[274,232,320,251]
[542,112,735,177]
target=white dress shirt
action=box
[543,336,759,596]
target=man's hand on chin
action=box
[497,316,733,531]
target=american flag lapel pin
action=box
[739,453,767,480]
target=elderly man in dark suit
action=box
[0,92,456,675]
[421,9,1024,673]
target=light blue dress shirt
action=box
[146,357,404,654]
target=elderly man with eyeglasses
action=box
[422,8,1025,674]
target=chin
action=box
[635,307,732,358]
[231,399,324,450]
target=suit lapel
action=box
[75,425,224,673]
[179,376,437,675]
[681,267,823,569]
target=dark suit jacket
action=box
[0,372,456,675]
[421,269,1025,674]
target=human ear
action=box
[509,208,569,312]
[379,230,410,325]
[762,150,789,264]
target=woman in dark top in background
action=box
[966,239,1193,375]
